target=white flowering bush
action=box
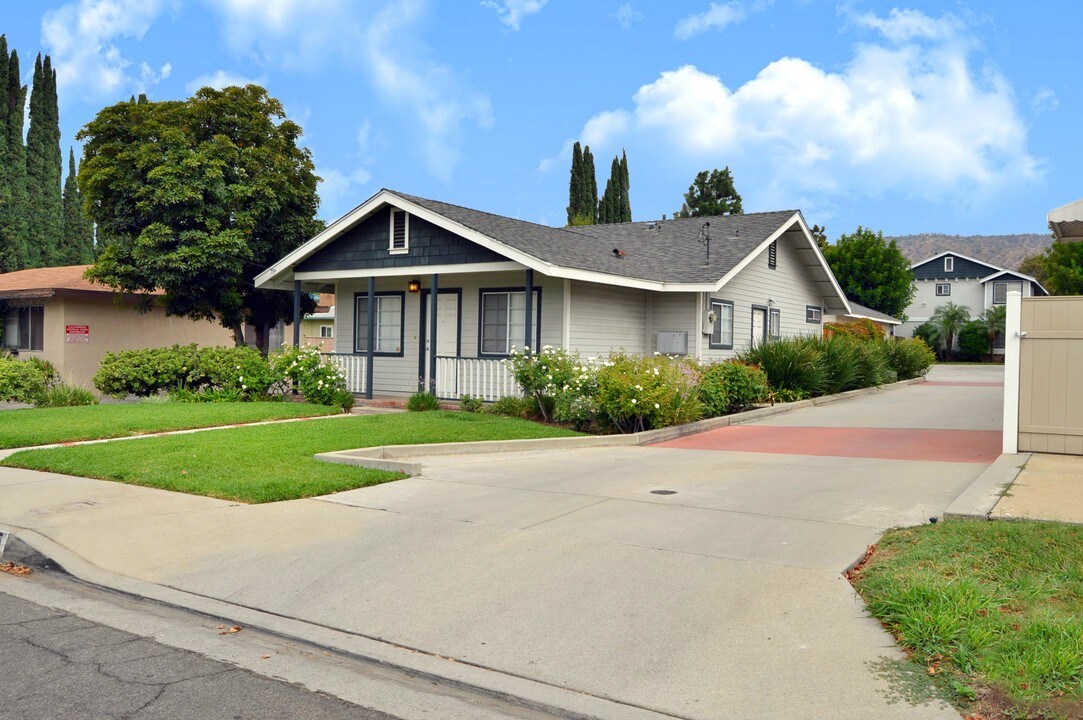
[503,345,583,423]
[595,352,703,433]
[270,345,352,410]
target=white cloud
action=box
[849,7,962,43]
[209,0,492,182]
[185,69,265,93]
[317,166,374,218]
[674,2,746,40]
[568,8,1040,209]
[1031,87,1058,114]
[481,0,548,31]
[614,3,643,30]
[41,0,175,101]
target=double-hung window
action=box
[935,283,951,297]
[768,308,781,339]
[480,289,540,355]
[3,306,44,351]
[944,257,954,272]
[354,293,403,354]
[319,325,334,339]
[709,300,734,349]
[992,281,1022,305]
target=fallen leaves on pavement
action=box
[0,562,32,577]
[216,624,243,635]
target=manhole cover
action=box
[650,490,677,495]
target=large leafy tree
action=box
[1042,242,1083,295]
[79,85,323,353]
[822,226,916,320]
[675,167,742,218]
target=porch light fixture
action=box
[407,279,421,293]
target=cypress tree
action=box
[62,148,94,264]
[567,141,583,225]
[619,150,631,222]
[25,53,64,267]
[0,41,28,272]
[583,146,597,223]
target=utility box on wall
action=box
[656,330,688,355]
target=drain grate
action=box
[650,490,677,495]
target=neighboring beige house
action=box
[302,293,335,352]
[825,300,901,336]
[256,189,851,399]
[0,265,233,385]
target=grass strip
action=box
[0,402,340,449]
[851,519,1083,718]
[2,411,580,503]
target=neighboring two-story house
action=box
[896,251,1048,352]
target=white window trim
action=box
[389,209,409,255]
[805,305,822,324]
[992,281,1021,305]
[709,299,734,349]
[935,283,951,296]
[944,256,954,272]
[320,325,334,338]
[768,308,781,339]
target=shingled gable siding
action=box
[911,254,999,281]
[568,281,648,356]
[334,271,563,395]
[297,207,505,273]
[702,230,824,359]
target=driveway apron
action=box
[0,365,1002,719]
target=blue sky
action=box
[5,1,1079,237]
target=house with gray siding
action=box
[897,250,1048,351]
[256,189,851,399]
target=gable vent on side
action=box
[768,240,777,269]
[390,210,409,253]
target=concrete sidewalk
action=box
[992,453,1083,524]
[0,366,1004,720]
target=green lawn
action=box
[852,519,1083,718]
[2,411,579,503]
[0,402,341,449]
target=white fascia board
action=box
[978,269,1049,297]
[713,212,852,313]
[909,249,1003,273]
[847,313,902,325]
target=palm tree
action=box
[931,302,971,360]
[975,305,1007,359]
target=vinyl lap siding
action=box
[904,278,986,327]
[568,281,647,357]
[650,293,696,354]
[703,232,824,360]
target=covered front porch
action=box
[291,266,551,400]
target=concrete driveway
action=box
[0,365,1003,719]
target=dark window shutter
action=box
[768,241,777,269]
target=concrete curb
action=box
[317,376,928,475]
[0,522,678,720]
[944,452,1031,520]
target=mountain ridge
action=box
[887,233,1051,271]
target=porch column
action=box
[292,280,301,348]
[365,277,375,400]
[524,268,534,352]
[429,274,439,395]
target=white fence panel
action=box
[434,357,521,401]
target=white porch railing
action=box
[325,353,367,394]
[434,356,521,401]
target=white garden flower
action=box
[635,384,642,390]
[654,403,660,409]
[631,398,637,405]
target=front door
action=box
[422,291,460,390]
[751,307,767,348]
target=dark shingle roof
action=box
[394,191,798,284]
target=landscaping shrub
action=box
[819,336,864,395]
[595,353,702,433]
[459,394,483,413]
[883,338,936,380]
[269,346,350,408]
[190,346,273,397]
[504,345,579,422]
[489,395,533,419]
[911,322,942,357]
[94,345,202,397]
[824,317,883,342]
[739,337,825,397]
[957,321,988,361]
[698,361,768,416]
[853,340,890,388]
[34,383,98,407]
[406,391,442,412]
[0,356,52,403]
